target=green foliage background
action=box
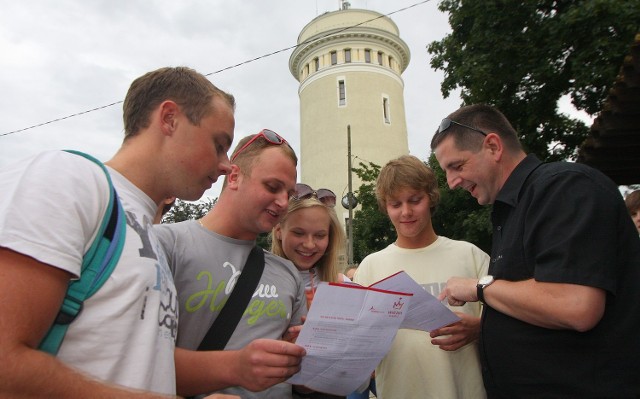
[161,198,271,249]
[428,0,639,161]
[351,161,396,263]
[161,198,216,224]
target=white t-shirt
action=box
[355,236,488,399]
[0,151,177,394]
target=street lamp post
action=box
[347,125,354,266]
[341,125,358,265]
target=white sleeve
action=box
[0,151,111,277]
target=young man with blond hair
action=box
[354,154,488,399]
[155,130,307,398]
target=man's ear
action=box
[484,132,504,160]
[226,164,242,189]
[159,100,180,136]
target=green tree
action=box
[428,0,640,161]
[162,198,271,249]
[256,233,271,251]
[351,161,395,263]
[161,198,216,224]
[428,154,492,253]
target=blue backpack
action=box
[38,150,127,355]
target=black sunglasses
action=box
[438,118,487,136]
[231,129,287,161]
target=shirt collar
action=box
[495,154,541,207]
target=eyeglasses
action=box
[292,183,336,207]
[438,118,487,136]
[231,129,287,161]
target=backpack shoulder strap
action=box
[38,150,127,355]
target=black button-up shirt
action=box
[481,154,640,398]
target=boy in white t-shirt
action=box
[354,155,488,399]
[0,67,237,398]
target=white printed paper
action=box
[288,282,412,396]
[371,271,460,331]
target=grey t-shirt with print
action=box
[154,220,306,399]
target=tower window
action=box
[314,57,320,71]
[383,97,390,124]
[364,49,371,63]
[344,49,351,63]
[338,79,346,106]
[331,51,337,65]
[377,51,383,65]
[388,55,393,69]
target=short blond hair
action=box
[229,133,298,176]
[223,132,297,188]
[376,155,440,214]
[123,66,234,139]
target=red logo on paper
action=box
[393,297,405,310]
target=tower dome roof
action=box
[298,9,400,44]
[289,8,410,79]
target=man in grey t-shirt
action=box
[155,130,307,399]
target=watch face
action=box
[479,275,494,285]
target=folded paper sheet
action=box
[289,271,461,395]
[288,282,412,395]
[371,271,460,331]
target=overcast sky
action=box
[1,0,585,199]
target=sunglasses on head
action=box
[231,129,287,161]
[438,118,487,136]
[292,183,337,207]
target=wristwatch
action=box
[476,275,495,304]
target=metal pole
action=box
[347,125,354,266]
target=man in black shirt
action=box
[431,104,640,398]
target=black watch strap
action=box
[477,284,486,303]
